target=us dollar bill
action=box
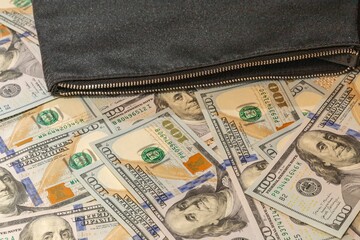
[196,80,303,169]
[0,7,37,44]
[253,121,301,162]
[20,35,41,63]
[0,24,52,120]
[91,110,263,239]
[87,91,216,149]
[0,203,133,240]
[240,160,360,240]
[0,97,101,156]
[254,75,344,162]
[0,118,114,219]
[74,161,166,240]
[246,69,360,238]
[253,77,338,162]
[0,0,33,15]
[287,79,328,116]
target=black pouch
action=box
[32,0,360,96]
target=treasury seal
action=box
[0,84,21,98]
[141,147,165,163]
[69,152,93,170]
[36,109,59,126]
[239,106,261,122]
[296,178,322,197]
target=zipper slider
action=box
[319,51,359,67]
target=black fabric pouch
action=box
[32,0,360,96]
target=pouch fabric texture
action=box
[32,0,360,96]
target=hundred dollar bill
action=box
[196,80,303,169]
[21,35,41,63]
[0,24,52,120]
[0,75,53,120]
[246,69,360,238]
[87,91,216,148]
[74,161,166,240]
[86,94,156,131]
[253,121,301,162]
[254,74,346,162]
[0,0,32,15]
[0,203,133,240]
[287,79,328,116]
[91,110,263,239]
[0,97,101,156]
[0,8,37,44]
[0,118,114,219]
[239,160,360,240]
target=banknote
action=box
[0,75,53,120]
[0,0,32,15]
[0,9,37,44]
[254,75,345,162]
[286,75,343,93]
[253,77,338,161]
[0,203,133,240]
[0,118,114,219]
[0,97,101,156]
[0,24,52,120]
[238,160,360,240]
[287,79,328,116]
[20,34,41,63]
[91,110,263,239]
[74,161,166,240]
[253,121,301,162]
[246,69,360,238]
[87,91,216,148]
[196,80,303,169]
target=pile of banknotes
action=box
[1,3,360,240]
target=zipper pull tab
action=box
[319,51,359,67]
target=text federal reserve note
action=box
[91,110,263,240]
[0,203,133,240]
[74,161,166,240]
[246,69,360,238]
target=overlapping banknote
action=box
[0,118,115,219]
[253,75,342,161]
[0,203,133,240]
[73,161,166,240]
[0,0,37,44]
[88,110,264,239]
[246,69,360,238]
[87,91,216,149]
[2,3,360,238]
[0,24,53,120]
[0,97,101,156]
[196,80,304,171]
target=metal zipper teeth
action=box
[58,66,353,96]
[57,48,358,91]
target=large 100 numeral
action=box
[256,173,276,193]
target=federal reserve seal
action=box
[0,84,21,98]
[296,178,322,197]
[69,152,93,170]
[239,106,261,122]
[141,147,165,163]
[36,109,59,126]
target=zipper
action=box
[58,48,359,96]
